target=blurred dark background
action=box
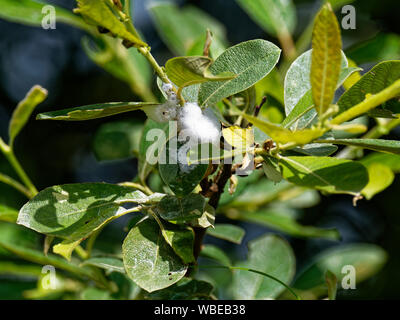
[0,0,400,299]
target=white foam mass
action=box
[178,102,221,146]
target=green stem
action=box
[75,245,89,260]
[0,173,32,199]
[0,138,38,196]
[330,80,400,125]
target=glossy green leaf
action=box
[294,244,387,290]
[145,278,214,300]
[198,40,281,107]
[200,244,232,266]
[122,219,187,292]
[278,156,369,195]
[232,234,295,299]
[93,120,143,161]
[243,113,325,145]
[207,224,245,244]
[238,210,340,240]
[237,0,296,36]
[156,194,205,223]
[81,257,125,274]
[165,56,235,89]
[311,3,342,115]
[37,102,158,121]
[17,183,160,240]
[74,0,146,47]
[161,223,195,264]
[338,61,400,114]
[317,138,400,155]
[362,163,394,200]
[0,0,88,30]
[149,3,228,57]
[9,85,47,147]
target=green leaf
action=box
[149,3,228,57]
[362,163,394,200]
[145,278,214,300]
[317,138,400,155]
[207,224,245,244]
[337,61,400,114]
[81,257,125,274]
[283,49,353,129]
[262,156,283,183]
[122,218,187,292]
[239,210,340,240]
[278,156,369,195]
[361,152,400,173]
[36,102,158,121]
[93,119,143,161]
[159,141,209,196]
[138,119,169,184]
[291,143,338,157]
[198,39,281,107]
[0,0,88,30]
[74,0,146,47]
[200,244,232,266]
[53,239,82,261]
[155,194,205,223]
[242,113,325,145]
[9,85,47,147]
[165,56,235,89]
[294,244,387,290]
[311,3,342,115]
[17,183,160,240]
[325,270,337,300]
[162,224,195,264]
[232,234,295,299]
[237,0,296,37]
[189,204,215,229]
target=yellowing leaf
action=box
[362,163,394,200]
[242,113,325,145]
[310,3,342,116]
[74,0,147,47]
[222,126,254,150]
[53,239,83,261]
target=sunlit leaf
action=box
[310,3,342,115]
[362,163,394,200]
[207,224,245,244]
[122,219,187,292]
[37,102,158,121]
[317,138,400,155]
[198,40,281,107]
[278,156,369,195]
